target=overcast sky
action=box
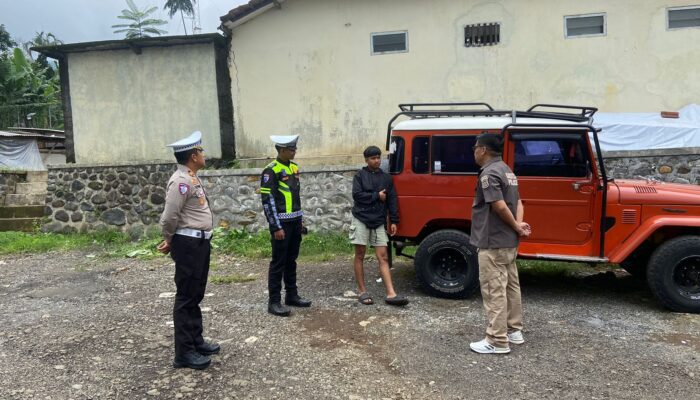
[1,0,249,44]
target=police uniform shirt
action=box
[160,164,213,242]
[260,158,303,230]
[470,157,521,249]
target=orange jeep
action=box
[385,103,700,312]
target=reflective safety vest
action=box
[260,159,302,230]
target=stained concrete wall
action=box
[68,43,222,163]
[227,0,700,161]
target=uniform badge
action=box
[480,176,490,189]
[178,183,189,195]
[281,170,287,177]
[263,173,270,183]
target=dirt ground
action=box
[1,249,698,400]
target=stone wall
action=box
[43,162,176,236]
[0,171,27,204]
[43,162,357,235]
[603,148,700,184]
[42,149,700,236]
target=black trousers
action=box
[170,234,210,357]
[268,219,302,303]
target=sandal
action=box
[358,292,374,305]
[385,295,409,306]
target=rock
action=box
[658,165,673,174]
[71,211,83,222]
[244,336,258,344]
[55,210,70,222]
[91,193,107,204]
[80,202,94,212]
[343,290,357,298]
[150,193,165,205]
[51,199,65,208]
[71,384,82,390]
[65,202,79,211]
[100,209,126,226]
[147,389,160,396]
[88,181,103,190]
[71,180,85,191]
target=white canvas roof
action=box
[592,104,700,151]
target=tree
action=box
[0,24,17,55]
[164,0,196,36]
[112,0,168,39]
[23,31,64,62]
[0,48,60,106]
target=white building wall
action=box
[68,44,221,163]
[227,0,700,161]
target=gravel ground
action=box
[1,249,698,400]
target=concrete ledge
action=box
[602,147,700,158]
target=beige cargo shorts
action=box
[349,216,389,247]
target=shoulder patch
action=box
[178,183,189,195]
[505,172,518,186]
[265,161,277,169]
[480,175,490,189]
[263,173,270,183]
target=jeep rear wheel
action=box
[414,230,479,299]
[647,236,700,313]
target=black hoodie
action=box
[351,166,399,229]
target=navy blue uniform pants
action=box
[268,219,302,303]
[170,234,210,357]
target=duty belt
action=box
[175,228,213,240]
[278,210,303,219]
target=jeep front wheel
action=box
[414,229,479,299]
[647,235,700,313]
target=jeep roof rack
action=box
[386,102,598,149]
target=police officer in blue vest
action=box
[260,135,312,316]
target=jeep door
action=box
[504,130,601,256]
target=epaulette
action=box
[264,160,277,169]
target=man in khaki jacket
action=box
[469,133,531,355]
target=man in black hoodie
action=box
[350,146,409,306]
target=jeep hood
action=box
[614,179,700,205]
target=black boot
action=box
[285,294,312,308]
[196,341,220,355]
[268,302,291,316]
[173,351,211,370]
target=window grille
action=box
[464,23,500,47]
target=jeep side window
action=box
[389,136,404,174]
[431,136,479,174]
[412,137,430,174]
[513,136,590,177]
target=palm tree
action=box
[164,0,196,36]
[112,0,168,39]
[23,31,63,62]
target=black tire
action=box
[414,229,479,299]
[647,235,700,313]
[620,242,653,279]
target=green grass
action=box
[211,228,353,261]
[209,273,257,284]
[0,230,130,255]
[0,228,354,262]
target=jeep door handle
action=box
[572,181,593,193]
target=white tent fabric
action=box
[591,104,700,151]
[0,138,46,170]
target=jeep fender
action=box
[608,216,700,263]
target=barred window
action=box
[464,23,500,47]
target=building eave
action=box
[220,0,287,31]
[32,33,226,59]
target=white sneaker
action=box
[507,330,525,345]
[469,338,510,354]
